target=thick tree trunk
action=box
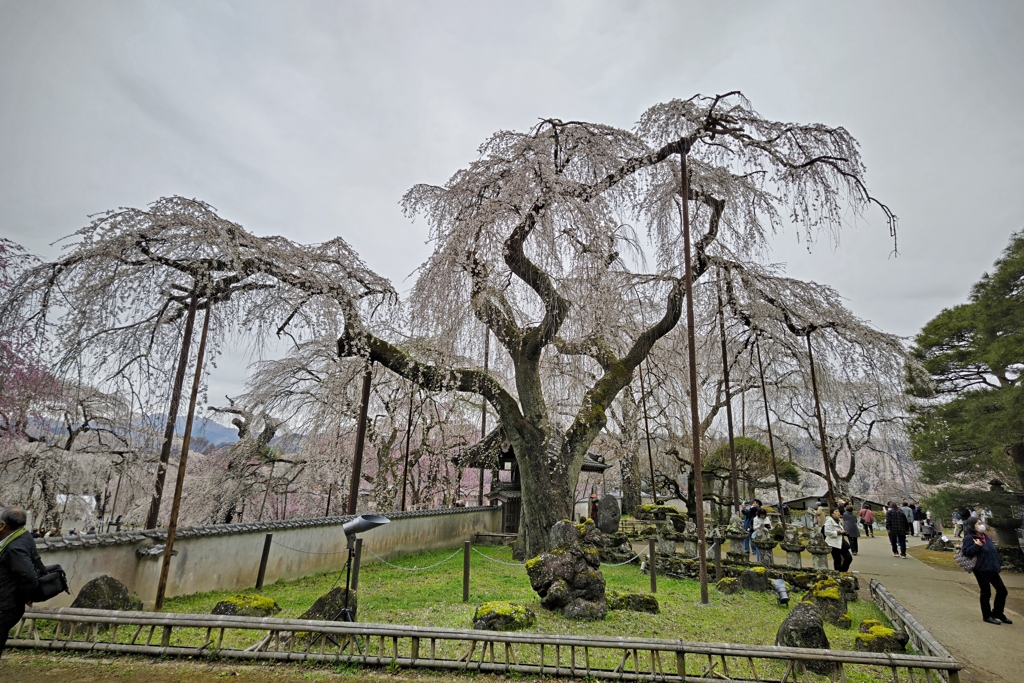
[1011,442,1024,491]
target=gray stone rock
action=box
[854,619,909,653]
[526,520,607,620]
[596,494,621,534]
[472,601,537,631]
[738,569,770,592]
[71,576,143,612]
[776,602,834,676]
[299,586,357,621]
[606,590,659,613]
[801,578,851,628]
[211,594,282,618]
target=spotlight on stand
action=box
[773,578,790,606]
[339,515,390,621]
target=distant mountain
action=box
[172,416,239,446]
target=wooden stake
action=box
[478,329,489,506]
[155,301,210,610]
[680,153,709,604]
[145,295,198,530]
[755,338,787,531]
[346,365,373,515]
[806,331,836,509]
[716,274,740,513]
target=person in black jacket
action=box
[961,517,1012,625]
[884,501,909,559]
[0,507,45,658]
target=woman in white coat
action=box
[824,508,852,572]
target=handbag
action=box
[953,546,977,573]
[34,564,70,602]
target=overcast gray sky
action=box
[2,1,1023,402]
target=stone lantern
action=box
[725,513,749,564]
[751,526,777,567]
[806,530,832,572]
[682,520,699,559]
[780,526,806,568]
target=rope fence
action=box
[364,546,464,571]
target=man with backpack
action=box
[0,506,45,658]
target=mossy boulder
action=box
[801,578,850,628]
[854,619,909,653]
[298,586,357,621]
[473,601,536,631]
[606,590,659,613]
[525,520,607,620]
[776,602,833,676]
[211,594,281,618]
[716,577,741,595]
[738,569,770,592]
[71,575,143,612]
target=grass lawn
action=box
[15,546,914,683]
[907,544,961,571]
[164,545,886,651]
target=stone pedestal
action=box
[725,513,749,564]
[780,527,806,569]
[806,532,832,572]
[753,539,777,566]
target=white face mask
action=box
[976,524,986,533]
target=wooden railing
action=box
[12,606,962,682]
[869,579,958,681]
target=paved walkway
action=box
[848,533,1023,683]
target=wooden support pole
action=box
[463,541,471,602]
[648,539,657,594]
[401,390,414,512]
[716,274,740,513]
[347,365,373,515]
[478,329,489,506]
[351,538,363,592]
[805,331,837,509]
[680,152,709,604]
[255,534,273,589]
[755,338,787,532]
[155,301,210,610]
[145,295,198,530]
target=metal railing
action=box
[12,606,962,682]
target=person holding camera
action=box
[0,507,46,658]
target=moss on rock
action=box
[473,601,537,631]
[212,594,281,617]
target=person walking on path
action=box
[901,501,915,536]
[912,504,924,537]
[961,517,1012,626]
[886,501,909,558]
[825,507,853,571]
[0,507,45,659]
[858,503,876,537]
[813,504,829,537]
[843,505,861,555]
